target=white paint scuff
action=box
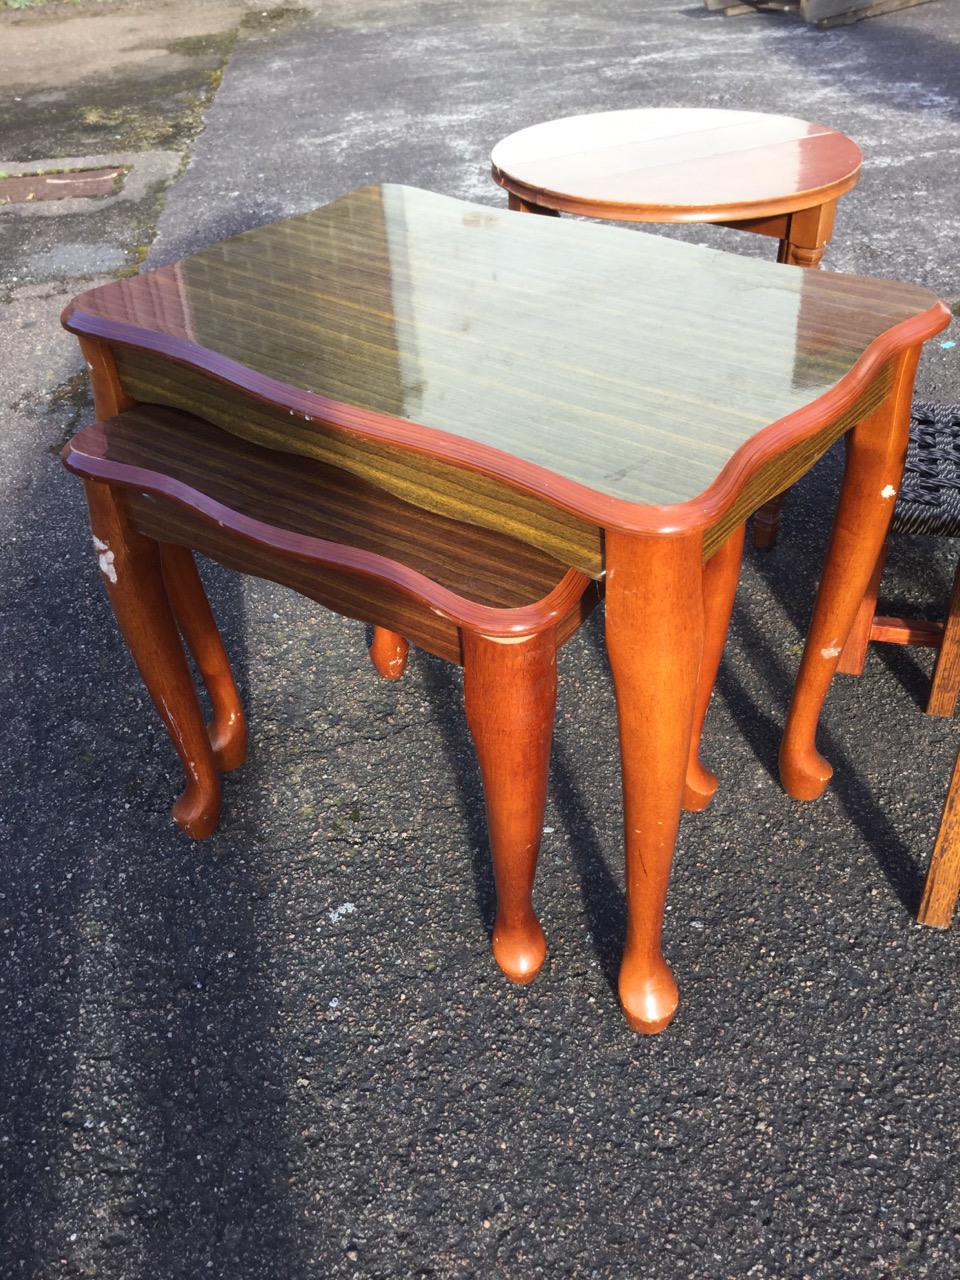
[881,485,897,500]
[92,535,117,584]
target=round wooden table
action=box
[491,107,863,546]
[491,107,862,268]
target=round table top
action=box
[490,108,863,224]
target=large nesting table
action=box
[61,185,949,1033]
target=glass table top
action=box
[65,183,945,510]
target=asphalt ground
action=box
[2,1,960,1276]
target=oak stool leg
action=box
[462,628,556,984]
[918,745,960,928]
[159,542,248,772]
[926,557,960,718]
[606,528,704,1033]
[684,522,745,812]
[83,480,222,839]
[369,626,410,680]
[780,351,920,801]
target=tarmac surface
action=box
[2,0,960,1276]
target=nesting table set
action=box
[61,112,950,1032]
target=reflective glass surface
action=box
[67,184,941,507]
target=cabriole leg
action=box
[606,528,704,1033]
[684,522,745,812]
[462,628,556,984]
[159,542,247,772]
[83,480,221,839]
[369,626,409,680]
[780,351,921,802]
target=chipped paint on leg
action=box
[821,644,843,659]
[881,484,897,500]
[92,534,118,584]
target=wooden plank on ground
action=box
[801,0,933,24]
[710,0,801,13]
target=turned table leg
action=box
[780,350,921,802]
[507,191,561,216]
[684,521,745,812]
[777,199,837,271]
[462,627,557,984]
[159,543,247,772]
[605,528,704,1033]
[752,200,838,551]
[83,480,221,838]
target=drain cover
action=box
[0,167,126,205]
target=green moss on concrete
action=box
[41,369,94,454]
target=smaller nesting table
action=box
[492,107,863,548]
[491,107,862,268]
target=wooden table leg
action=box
[462,628,556,984]
[369,627,410,680]
[684,522,745,812]
[777,199,838,270]
[605,528,705,1033]
[83,480,222,838]
[507,191,560,216]
[918,745,960,928]
[753,201,840,550]
[780,350,921,802]
[752,493,789,550]
[159,542,247,772]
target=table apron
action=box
[113,345,606,577]
[106,342,895,575]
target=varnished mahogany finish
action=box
[491,109,862,244]
[62,185,949,1032]
[369,627,410,680]
[65,404,602,986]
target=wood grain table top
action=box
[63,184,946,532]
[490,108,863,222]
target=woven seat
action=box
[890,404,960,539]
